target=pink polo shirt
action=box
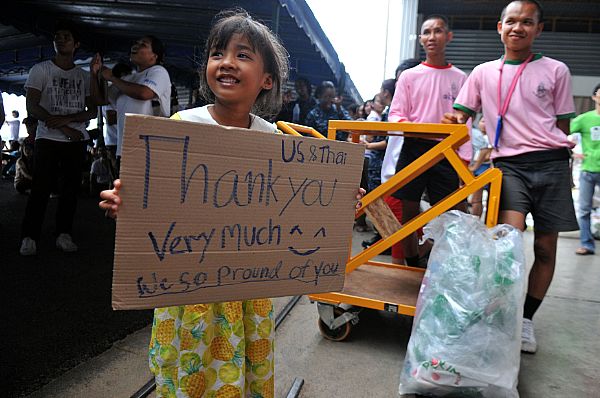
[454,54,576,159]
[389,62,471,161]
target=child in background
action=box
[468,116,492,217]
[100,9,364,397]
[14,142,34,194]
[22,117,38,146]
[363,99,373,117]
[362,94,387,191]
[1,140,20,178]
[90,147,112,196]
[355,104,366,120]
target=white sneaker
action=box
[56,233,78,253]
[521,318,537,353]
[20,237,37,256]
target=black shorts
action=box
[494,149,578,232]
[391,138,460,204]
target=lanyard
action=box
[494,53,534,148]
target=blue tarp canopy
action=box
[0,0,362,103]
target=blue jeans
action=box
[578,171,600,251]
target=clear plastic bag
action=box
[399,211,526,398]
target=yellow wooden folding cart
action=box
[277,120,503,341]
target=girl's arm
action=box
[99,179,122,218]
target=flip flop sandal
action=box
[575,247,594,255]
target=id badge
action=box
[591,126,600,141]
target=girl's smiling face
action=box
[206,33,273,109]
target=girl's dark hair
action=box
[314,80,335,99]
[199,9,289,117]
[145,35,165,65]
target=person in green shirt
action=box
[571,83,600,255]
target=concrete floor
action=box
[25,225,600,398]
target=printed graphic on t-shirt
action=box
[143,77,158,88]
[451,82,459,99]
[442,82,461,102]
[49,77,85,113]
[591,126,600,141]
[534,82,549,99]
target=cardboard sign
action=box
[112,115,364,309]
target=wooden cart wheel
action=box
[318,307,352,341]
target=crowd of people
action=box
[1,0,599,396]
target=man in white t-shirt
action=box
[20,21,97,256]
[6,110,21,146]
[92,35,171,171]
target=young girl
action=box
[101,10,363,398]
[100,10,287,398]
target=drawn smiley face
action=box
[288,224,326,256]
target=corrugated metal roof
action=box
[0,0,362,103]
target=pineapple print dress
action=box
[149,107,278,398]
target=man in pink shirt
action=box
[388,14,469,268]
[443,0,577,354]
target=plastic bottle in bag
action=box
[399,211,526,398]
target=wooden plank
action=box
[363,197,401,238]
[342,264,423,308]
